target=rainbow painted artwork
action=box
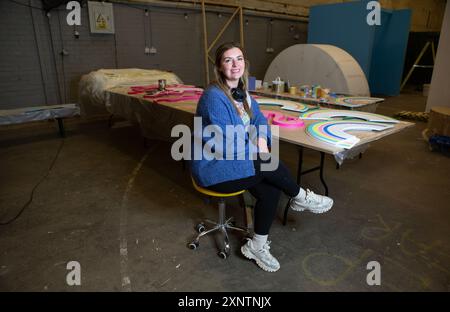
[334,97,384,107]
[306,120,394,149]
[300,109,398,123]
[256,98,309,113]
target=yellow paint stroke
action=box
[302,249,373,287]
[384,257,432,290]
[400,230,450,277]
[119,149,152,292]
[361,214,402,241]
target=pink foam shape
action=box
[154,95,201,103]
[272,115,305,128]
[131,85,158,91]
[262,110,304,128]
[262,110,284,120]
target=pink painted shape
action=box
[144,90,181,98]
[130,84,203,103]
[130,85,158,91]
[273,115,305,128]
[154,95,201,103]
[130,84,202,93]
[262,110,304,128]
[262,110,284,120]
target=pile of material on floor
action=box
[393,111,429,122]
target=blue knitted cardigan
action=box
[190,85,271,187]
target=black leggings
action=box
[208,157,300,235]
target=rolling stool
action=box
[188,177,250,259]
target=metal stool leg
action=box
[189,196,249,258]
[220,226,231,257]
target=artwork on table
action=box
[88,1,115,34]
[262,110,305,129]
[127,84,203,103]
[128,84,202,94]
[306,120,394,149]
[334,97,385,107]
[300,109,398,123]
[153,95,201,103]
[256,98,309,113]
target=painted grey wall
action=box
[0,0,306,110]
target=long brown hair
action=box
[213,42,253,119]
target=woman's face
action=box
[219,47,245,87]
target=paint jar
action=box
[289,86,297,95]
[311,85,320,98]
[158,79,166,91]
[272,77,285,93]
[301,85,310,98]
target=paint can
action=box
[311,85,320,98]
[158,79,166,91]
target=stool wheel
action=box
[196,223,206,233]
[188,241,199,250]
[218,250,228,259]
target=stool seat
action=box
[189,176,250,259]
[191,177,245,197]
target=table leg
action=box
[297,146,304,185]
[319,152,329,196]
[108,114,114,128]
[56,118,65,138]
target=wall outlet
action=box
[149,47,157,54]
[144,46,150,54]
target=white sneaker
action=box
[241,239,280,272]
[290,189,333,213]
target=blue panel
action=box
[248,76,256,91]
[307,0,411,96]
[308,0,376,78]
[369,9,412,95]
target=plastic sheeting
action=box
[334,143,370,165]
[78,68,183,117]
[0,104,80,125]
[107,86,196,142]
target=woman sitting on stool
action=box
[190,42,334,273]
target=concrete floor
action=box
[0,91,449,292]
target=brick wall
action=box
[0,0,306,109]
